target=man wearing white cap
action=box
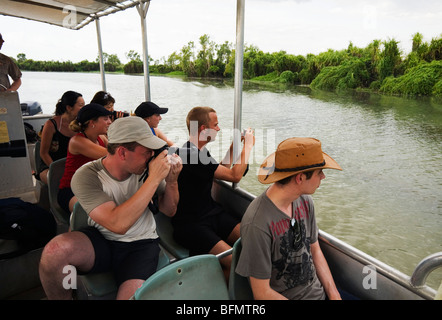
[39,116,182,300]
[236,137,342,300]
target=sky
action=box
[0,0,441,64]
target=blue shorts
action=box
[79,227,160,287]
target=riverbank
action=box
[15,33,442,98]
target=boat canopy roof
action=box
[0,0,150,30]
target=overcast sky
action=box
[1,0,441,63]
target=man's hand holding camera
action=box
[149,149,182,218]
[147,149,182,184]
[166,153,182,183]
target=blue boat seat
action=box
[71,202,169,300]
[47,157,70,227]
[228,238,254,300]
[134,254,229,300]
[154,211,189,260]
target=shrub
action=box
[380,60,442,96]
[310,59,370,91]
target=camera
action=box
[112,110,130,119]
[139,145,176,182]
[153,144,169,158]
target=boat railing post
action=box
[233,0,246,189]
[410,252,442,288]
[137,0,151,102]
[95,17,106,91]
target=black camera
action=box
[139,144,173,182]
[153,144,169,158]
[112,111,130,119]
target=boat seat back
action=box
[71,201,89,230]
[71,201,169,299]
[134,254,229,300]
[47,157,70,226]
[229,238,254,300]
[33,140,41,174]
[154,211,189,260]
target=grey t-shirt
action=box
[236,191,325,300]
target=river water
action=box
[19,71,442,290]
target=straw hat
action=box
[258,137,342,184]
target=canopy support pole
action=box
[137,0,151,102]
[232,0,245,189]
[95,17,106,91]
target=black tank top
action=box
[38,118,71,172]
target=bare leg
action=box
[68,196,78,213]
[116,279,145,300]
[208,223,241,282]
[39,231,95,299]
[39,169,49,185]
[227,223,240,245]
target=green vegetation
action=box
[15,32,442,97]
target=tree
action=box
[378,39,402,81]
[17,53,27,63]
[195,34,215,77]
[125,50,142,62]
[180,41,195,76]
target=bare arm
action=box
[215,128,255,183]
[154,127,175,147]
[88,152,172,234]
[311,241,341,300]
[249,277,288,300]
[69,134,108,159]
[158,154,182,217]
[39,119,56,167]
[7,78,21,91]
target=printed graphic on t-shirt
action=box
[271,217,314,289]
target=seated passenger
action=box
[172,106,255,279]
[134,101,174,146]
[39,116,182,300]
[236,137,342,300]
[90,91,129,121]
[36,91,84,184]
[57,103,112,214]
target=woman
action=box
[37,91,84,184]
[57,103,112,214]
[134,101,174,146]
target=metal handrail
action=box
[410,252,442,288]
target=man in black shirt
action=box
[173,106,254,279]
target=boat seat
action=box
[33,140,41,175]
[154,211,189,260]
[32,140,50,211]
[229,238,254,300]
[71,202,169,300]
[47,157,70,227]
[133,254,229,300]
